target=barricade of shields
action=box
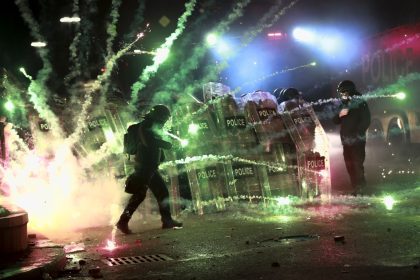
[161,84,330,216]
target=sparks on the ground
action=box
[275,196,291,206]
[105,239,117,251]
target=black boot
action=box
[162,218,183,229]
[116,212,132,234]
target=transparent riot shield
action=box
[241,91,299,202]
[212,94,263,203]
[172,99,232,214]
[280,105,331,200]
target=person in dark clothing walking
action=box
[116,104,183,234]
[333,80,371,195]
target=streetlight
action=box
[30,42,47,48]
[59,16,81,23]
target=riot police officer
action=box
[333,80,371,195]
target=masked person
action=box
[116,104,183,234]
[333,80,371,195]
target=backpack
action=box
[123,123,142,155]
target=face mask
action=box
[339,91,351,104]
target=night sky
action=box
[0,0,419,99]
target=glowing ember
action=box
[382,195,396,210]
[105,239,117,251]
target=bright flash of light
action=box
[180,139,189,147]
[105,239,117,251]
[103,129,116,142]
[292,27,316,43]
[30,42,47,48]
[394,92,406,100]
[320,37,338,53]
[59,17,81,23]
[382,195,396,210]
[217,41,230,55]
[318,170,329,178]
[164,131,189,147]
[133,49,156,55]
[5,101,15,112]
[310,61,317,66]
[4,100,15,112]
[206,33,218,46]
[154,48,169,64]
[275,196,291,206]
[188,123,199,135]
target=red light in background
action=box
[267,32,286,40]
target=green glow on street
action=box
[383,195,396,210]
[275,196,291,206]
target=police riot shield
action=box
[172,98,230,214]
[242,91,299,201]
[212,92,262,204]
[280,105,331,199]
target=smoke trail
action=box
[123,0,146,43]
[23,75,64,138]
[105,0,122,61]
[96,0,123,110]
[63,0,82,88]
[152,0,251,104]
[129,0,197,111]
[67,31,147,145]
[186,0,299,97]
[241,0,299,47]
[15,0,52,85]
[15,0,64,138]
[232,62,316,94]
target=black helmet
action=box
[337,80,357,96]
[281,88,300,102]
[272,88,284,99]
[147,104,171,123]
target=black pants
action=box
[343,142,367,190]
[123,167,172,222]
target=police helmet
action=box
[337,80,357,96]
[148,104,171,123]
[281,88,300,101]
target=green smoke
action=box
[15,0,63,137]
[129,0,197,111]
[152,0,251,105]
[64,0,82,88]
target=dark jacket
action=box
[333,97,371,145]
[135,118,172,170]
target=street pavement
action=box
[2,138,419,280]
[46,189,420,280]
